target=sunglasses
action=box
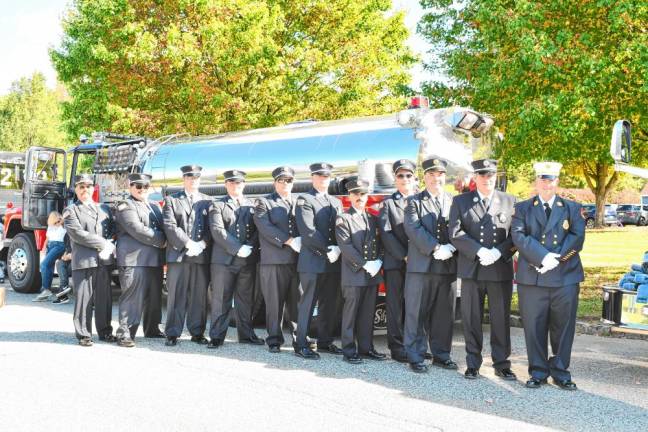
[131,183,151,190]
[396,173,414,179]
[276,178,293,184]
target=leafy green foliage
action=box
[51,0,416,138]
[0,73,67,151]
[419,0,648,224]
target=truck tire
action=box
[7,232,41,293]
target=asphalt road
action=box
[0,285,646,432]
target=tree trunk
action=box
[582,161,618,228]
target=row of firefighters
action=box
[59,155,583,390]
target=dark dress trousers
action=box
[403,190,457,364]
[114,197,166,339]
[512,195,585,381]
[162,190,212,338]
[449,190,517,370]
[377,191,410,358]
[335,207,383,357]
[254,192,300,347]
[294,188,343,349]
[208,195,260,342]
[63,201,115,340]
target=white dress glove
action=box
[433,244,454,261]
[477,247,494,266]
[488,248,502,263]
[538,253,561,273]
[362,259,383,277]
[98,241,115,260]
[326,245,341,263]
[237,245,253,258]
[185,240,203,257]
[289,236,302,253]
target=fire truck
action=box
[3,99,494,325]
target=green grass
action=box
[510,226,647,321]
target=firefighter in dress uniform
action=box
[512,161,585,391]
[207,169,263,348]
[448,159,518,380]
[335,178,387,364]
[162,165,212,347]
[294,162,344,359]
[114,173,166,347]
[403,157,458,373]
[377,159,417,363]
[253,166,302,353]
[63,174,117,347]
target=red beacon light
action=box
[409,95,429,109]
[6,201,13,209]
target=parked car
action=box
[616,204,648,226]
[582,204,619,228]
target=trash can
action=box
[601,286,622,324]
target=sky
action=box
[0,0,435,95]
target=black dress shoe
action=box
[240,335,265,345]
[432,358,458,370]
[99,334,117,343]
[317,343,343,355]
[495,368,517,381]
[360,349,387,361]
[423,352,433,360]
[553,378,578,391]
[207,339,223,349]
[409,362,429,373]
[268,345,281,353]
[165,337,178,347]
[464,368,480,379]
[343,354,363,364]
[191,335,209,345]
[294,347,321,360]
[144,331,165,339]
[525,377,548,389]
[118,337,135,348]
[78,337,93,347]
[391,353,409,363]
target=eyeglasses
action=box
[131,183,150,190]
[276,178,293,184]
[396,173,414,179]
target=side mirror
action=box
[610,120,632,163]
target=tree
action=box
[51,0,415,139]
[419,0,648,226]
[0,73,67,151]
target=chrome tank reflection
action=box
[141,108,478,195]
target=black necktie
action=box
[544,202,552,219]
[482,197,490,211]
[433,197,441,212]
